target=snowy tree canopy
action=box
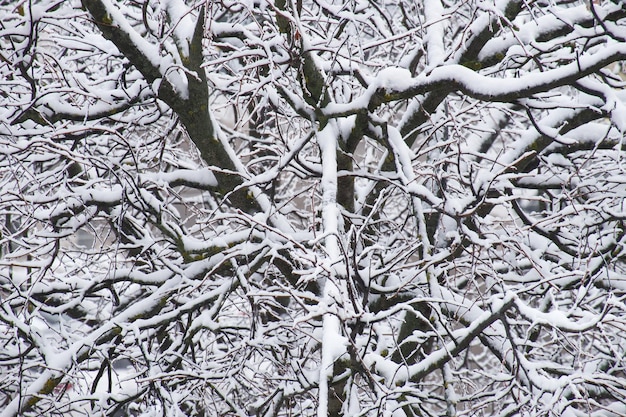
[2,0,626,416]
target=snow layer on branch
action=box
[376,67,414,91]
[424,0,446,67]
[317,121,348,417]
[143,168,218,188]
[98,0,189,99]
[318,123,340,259]
[513,295,601,332]
[433,43,626,98]
[478,5,591,62]
[327,42,626,118]
[162,0,196,59]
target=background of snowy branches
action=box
[2,0,626,416]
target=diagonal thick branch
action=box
[81,0,257,211]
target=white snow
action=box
[161,0,196,58]
[143,168,218,188]
[424,0,447,67]
[316,121,349,417]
